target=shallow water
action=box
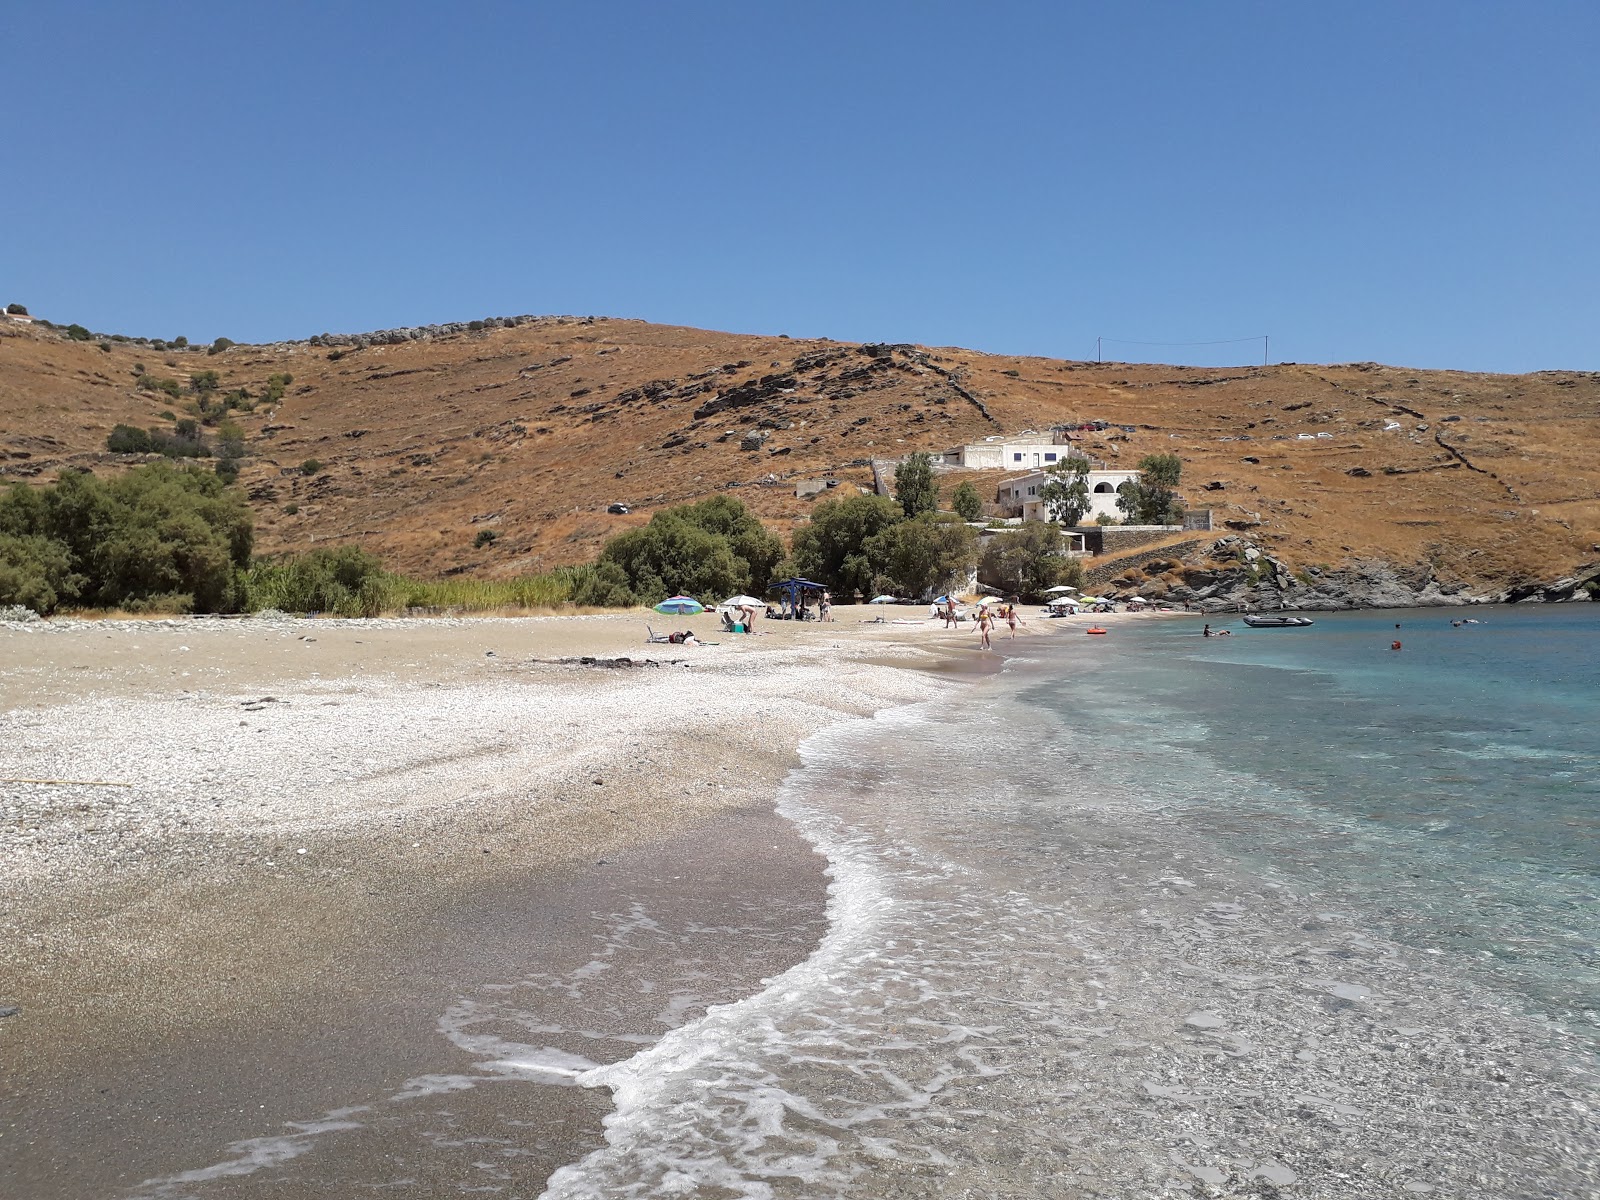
[540,606,1599,1198]
[98,607,1600,1198]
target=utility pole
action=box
[1264,335,1269,366]
[1096,336,1102,363]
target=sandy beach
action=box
[0,603,1153,1196]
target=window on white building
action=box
[1013,452,1023,462]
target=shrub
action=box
[0,463,252,613]
[214,458,240,484]
[5,303,27,315]
[979,524,1082,600]
[98,342,112,353]
[66,323,92,341]
[263,373,293,404]
[283,504,299,515]
[597,496,783,602]
[107,425,154,453]
[243,545,386,616]
[951,481,983,521]
[560,560,637,607]
[327,349,345,361]
[468,320,486,332]
[208,337,235,355]
[173,336,188,348]
[473,528,499,548]
[189,370,221,396]
[0,532,80,614]
[300,458,324,476]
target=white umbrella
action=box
[870,595,898,604]
[1044,585,1077,594]
[1125,596,1148,604]
[716,594,765,609]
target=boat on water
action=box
[1241,614,1315,628]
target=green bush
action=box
[107,425,154,454]
[560,560,638,607]
[208,337,235,355]
[173,336,188,348]
[978,524,1082,600]
[473,528,499,548]
[300,458,324,476]
[597,496,782,602]
[5,303,27,315]
[0,532,81,614]
[951,481,983,521]
[244,545,386,616]
[189,369,221,396]
[0,464,253,613]
[66,323,92,341]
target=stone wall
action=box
[1081,538,1207,591]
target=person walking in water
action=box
[977,606,994,650]
[1004,602,1023,640]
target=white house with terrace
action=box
[996,466,1141,523]
[935,433,1078,471]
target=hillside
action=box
[2,314,1597,596]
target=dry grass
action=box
[3,318,1596,591]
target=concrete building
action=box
[936,431,1076,471]
[995,466,1141,523]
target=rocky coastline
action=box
[1113,536,1600,612]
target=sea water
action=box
[539,606,1599,1198]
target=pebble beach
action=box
[1,607,994,1197]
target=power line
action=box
[1096,334,1269,366]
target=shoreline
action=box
[1,609,1003,1196]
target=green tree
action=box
[599,518,745,602]
[1116,453,1184,525]
[66,323,92,341]
[951,481,983,522]
[978,524,1082,600]
[0,532,80,613]
[1037,454,1093,525]
[667,495,785,589]
[893,451,939,518]
[0,464,253,613]
[789,493,904,596]
[189,369,221,396]
[867,514,978,598]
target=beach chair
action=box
[645,625,672,644]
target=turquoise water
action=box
[541,605,1599,1198]
[1041,605,1600,1037]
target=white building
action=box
[996,467,1140,524]
[938,433,1076,471]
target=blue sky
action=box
[5,2,1596,371]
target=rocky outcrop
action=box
[1110,536,1599,611]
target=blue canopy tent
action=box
[770,577,827,620]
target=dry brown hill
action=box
[2,314,1596,594]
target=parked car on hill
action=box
[606,503,630,514]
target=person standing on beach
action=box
[977,607,993,649]
[820,591,831,622]
[1004,603,1022,640]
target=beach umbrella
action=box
[870,595,898,604]
[716,594,764,609]
[654,595,704,615]
[1125,596,1148,604]
[1044,585,1077,594]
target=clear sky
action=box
[5,2,1596,371]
